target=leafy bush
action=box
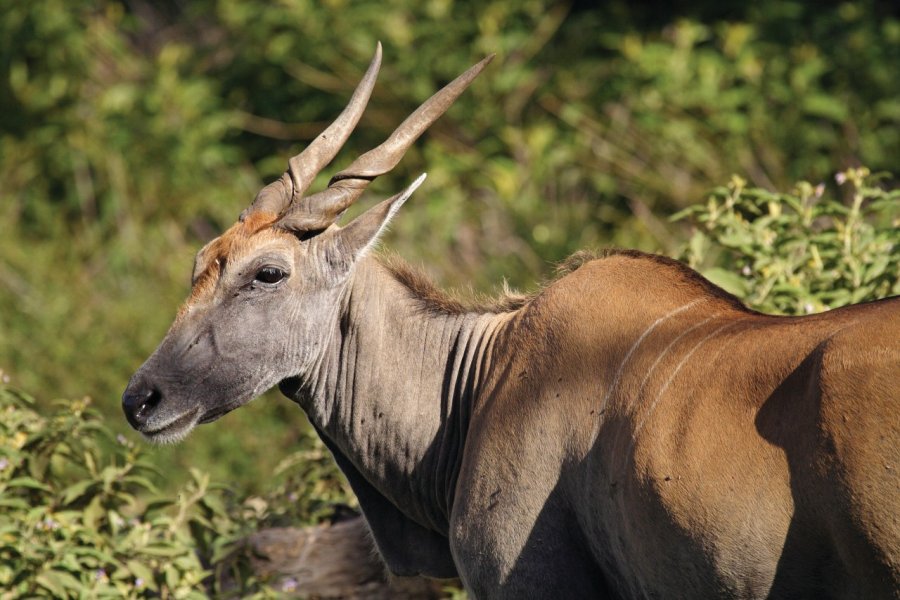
[675,167,899,314]
[0,383,218,597]
[550,7,900,215]
[0,379,358,597]
[236,430,356,528]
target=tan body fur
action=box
[446,252,899,597]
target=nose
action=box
[122,382,162,430]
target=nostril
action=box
[136,388,162,419]
[122,385,163,429]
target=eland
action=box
[123,45,900,598]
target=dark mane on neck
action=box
[379,247,751,316]
[379,255,533,316]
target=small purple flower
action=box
[0,458,9,471]
[281,577,299,592]
[814,183,825,198]
[95,569,107,581]
[134,577,144,588]
[835,172,847,185]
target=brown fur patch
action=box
[180,212,281,315]
[599,248,752,312]
[554,250,605,277]
[241,211,281,234]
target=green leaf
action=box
[200,492,228,518]
[82,495,104,530]
[33,579,63,597]
[802,93,848,123]
[0,497,30,509]
[121,474,158,493]
[126,560,158,591]
[164,564,180,590]
[60,479,96,505]
[863,253,890,283]
[100,465,125,488]
[6,477,52,492]
[36,570,81,596]
[70,546,118,564]
[139,545,190,557]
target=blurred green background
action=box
[2,0,898,496]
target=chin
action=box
[141,408,201,445]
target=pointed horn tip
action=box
[455,53,495,83]
[367,41,383,71]
[471,53,496,72]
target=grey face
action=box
[122,224,335,442]
[122,178,422,443]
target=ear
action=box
[322,173,426,274]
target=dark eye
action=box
[255,267,286,284]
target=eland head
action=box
[122,44,493,442]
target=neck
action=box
[295,256,509,533]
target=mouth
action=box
[197,399,245,424]
[142,407,202,444]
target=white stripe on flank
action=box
[590,299,703,444]
[598,300,702,413]
[634,314,721,402]
[631,316,863,443]
[631,319,740,441]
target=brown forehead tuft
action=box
[206,211,282,266]
[179,211,284,316]
[241,210,280,234]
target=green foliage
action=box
[0,384,213,597]
[1,0,898,494]
[675,167,900,314]
[0,382,355,597]
[551,7,900,213]
[240,431,357,528]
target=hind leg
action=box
[819,340,900,598]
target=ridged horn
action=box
[276,53,495,232]
[241,43,384,220]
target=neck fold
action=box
[294,257,509,533]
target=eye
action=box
[254,267,286,284]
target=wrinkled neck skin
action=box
[281,256,507,535]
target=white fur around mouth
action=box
[143,407,201,444]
